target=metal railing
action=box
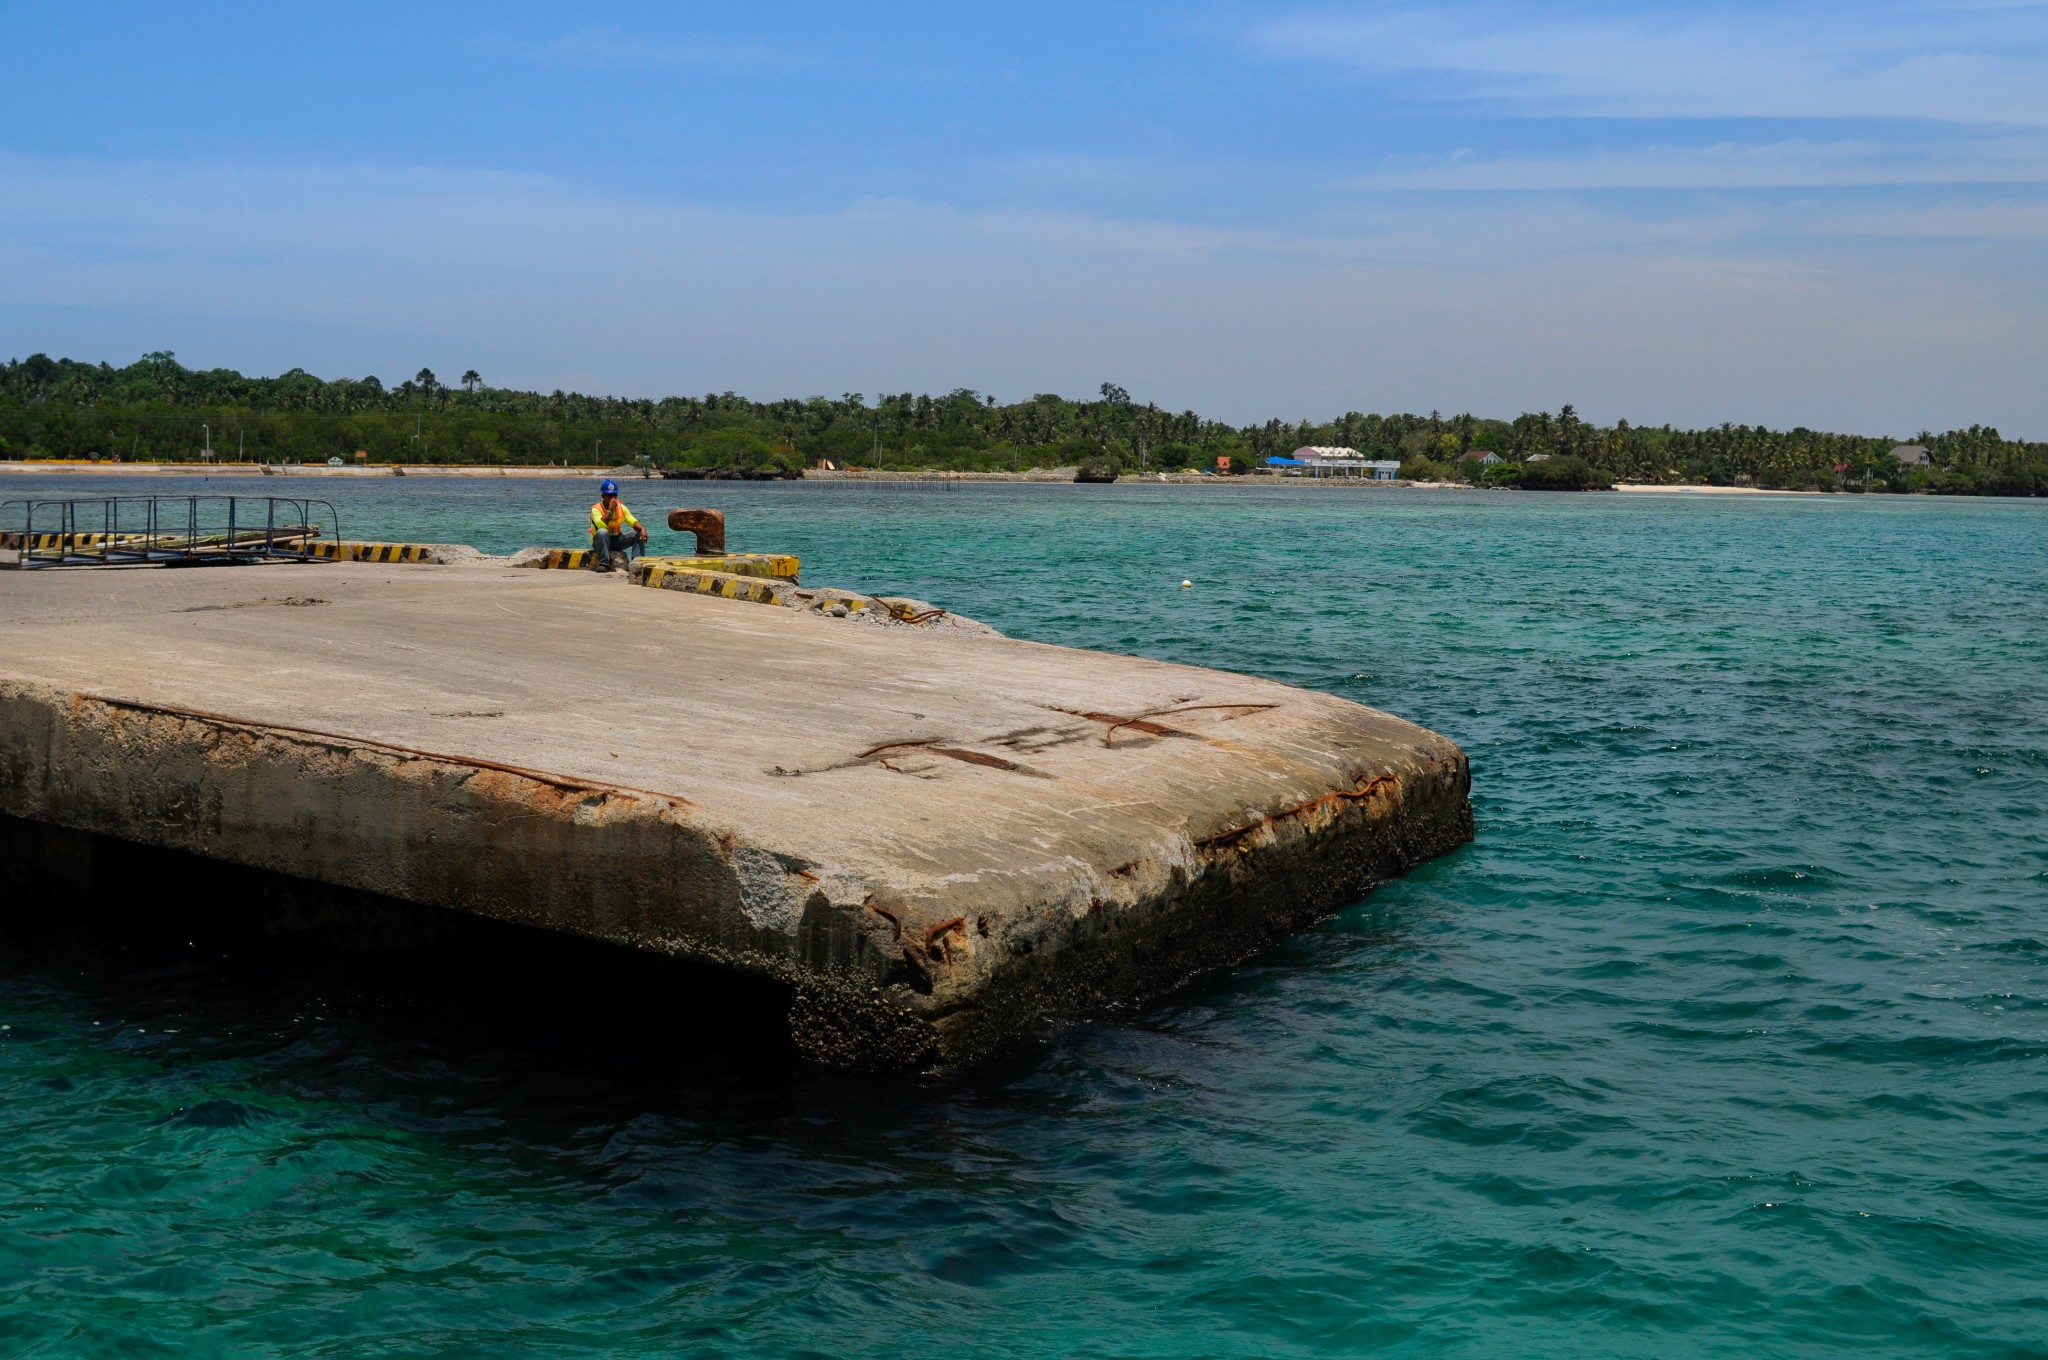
[0,497,343,569]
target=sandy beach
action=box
[1611,482,1826,496]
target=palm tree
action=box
[461,370,480,392]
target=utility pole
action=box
[201,423,211,463]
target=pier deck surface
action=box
[0,561,1472,1070]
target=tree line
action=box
[2,352,2042,495]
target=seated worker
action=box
[588,478,646,571]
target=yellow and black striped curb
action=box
[509,544,946,626]
[509,549,798,576]
[635,565,945,625]
[1,531,151,550]
[639,553,800,580]
[517,548,801,575]
[793,587,884,617]
[524,547,597,570]
[640,565,792,606]
[5,530,324,553]
[304,541,437,563]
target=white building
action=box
[1282,446,1400,480]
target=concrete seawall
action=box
[0,560,1471,1071]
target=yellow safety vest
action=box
[589,499,639,537]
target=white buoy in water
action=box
[1181,579,1192,588]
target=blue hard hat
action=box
[599,478,620,496]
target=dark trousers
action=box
[593,526,645,568]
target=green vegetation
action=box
[1513,456,1611,492]
[2,354,2043,495]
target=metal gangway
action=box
[0,496,342,569]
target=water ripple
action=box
[4,481,2046,1357]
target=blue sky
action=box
[3,1,2045,433]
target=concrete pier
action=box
[0,559,1472,1071]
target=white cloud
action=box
[1352,134,2048,190]
[1254,3,2048,123]
[1,151,2044,435]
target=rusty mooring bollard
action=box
[666,508,726,555]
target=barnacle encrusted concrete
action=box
[0,561,1471,1072]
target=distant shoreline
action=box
[0,461,1400,486]
[0,460,1997,498]
[0,460,1256,484]
[0,461,637,480]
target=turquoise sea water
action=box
[3,476,2045,1358]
